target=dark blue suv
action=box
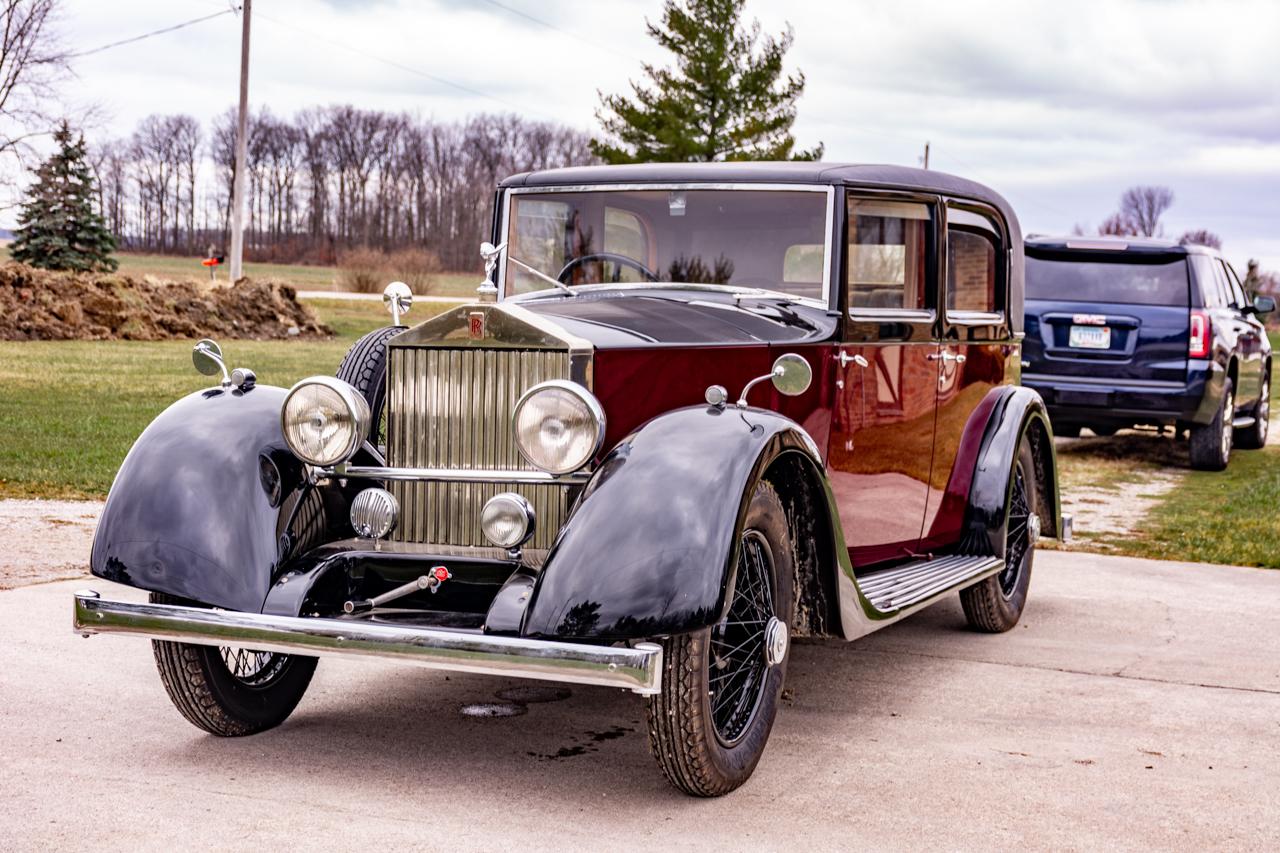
[1023,236,1274,470]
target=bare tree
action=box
[1119,185,1174,238]
[1177,228,1222,250]
[0,0,67,176]
[88,107,597,269]
[1098,212,1138,237]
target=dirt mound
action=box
[0,263,332,341]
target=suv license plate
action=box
[1069,325,1111,349]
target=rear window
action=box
[1026,256,1188,306]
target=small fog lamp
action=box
[350,487,399,540]
[481,492,536,550]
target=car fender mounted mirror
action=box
[1251,295,1276,315]
[192,338,230,386]
[735,353,813,408]
[384,281,413,326]
[771,353,813,396]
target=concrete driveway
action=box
[1,550,1277,851]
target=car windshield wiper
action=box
[505,251,577,296]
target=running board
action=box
[856,555,1004,612]
[1232,415,1256,429]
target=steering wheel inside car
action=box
[557,252,659,284]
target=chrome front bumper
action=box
[72,590,662,695]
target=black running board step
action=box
[857,555,1004,612]
[1232,415,1256,429]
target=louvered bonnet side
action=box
[384,303,593,551]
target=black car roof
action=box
[500,162,1018,229]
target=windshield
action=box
[503,188,829,300]
[1026,255,1189,306]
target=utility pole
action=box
[228,0,251,283]
[922,141,930,170]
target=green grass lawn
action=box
[109,252,478,297]
[1112,445,1280,568]
[0,298,453,500]
[1051,331,1280,567]
[0,245,479,297]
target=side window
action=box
[1222,261,1247,308]
[947,228,998,313]
[1190,255,1223,307]
[847,199,931,311]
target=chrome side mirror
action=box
[384,281,412,326]
[193,339,230,387]
[1253,294,1276,315]
[735,353,813,408]
[770,353,813,396]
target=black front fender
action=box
[521,404,823,641]
[90,384,314,613]
[964,385,1061,557]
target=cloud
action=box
[23,0,1280,268]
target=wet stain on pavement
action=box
[528,726,635,760]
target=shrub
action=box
[386,248,439,295]
[337,247,440,295]
[337,247,388,294]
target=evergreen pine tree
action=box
[592,0,822,163]
[10,122,118,272]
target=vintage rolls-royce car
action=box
[75,163,1066,797]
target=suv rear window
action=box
[1026,255,1189,306]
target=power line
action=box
[476,0,646,64]
[254,10,555,119]
[67,9,235,58]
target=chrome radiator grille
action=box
[386,346,571,549]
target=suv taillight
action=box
[1189,310,1211,358]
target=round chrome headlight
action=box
[281,376,371,466]
[480,492,536,549]
[512,380,605,475]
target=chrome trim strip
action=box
[72,590,662,695]
[497,183,835,309]
[1022,373,1188,390]
[847,308,937,324]
[946,310,1005,326]
[332,463,591,485]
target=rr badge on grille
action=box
[468,311,486,340]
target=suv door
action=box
[922,205,1014,548]
[828,196,940,567]
[1222,259,1265,408]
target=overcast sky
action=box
[42,0,1280,269]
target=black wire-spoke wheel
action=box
[961,435,1038,633]
[150,593,317,737]
[998,462,1032,599]
[709,531,775,745]
[647,482,795,797]
[218,647,290,688]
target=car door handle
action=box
[928,351,966,363]
[838,351,868,368]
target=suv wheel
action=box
[1189,378,1234,470]
[1235,371,1270,450]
